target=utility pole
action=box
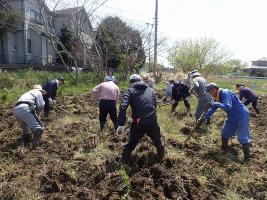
[147,23,153,73]
[153,0,158,82]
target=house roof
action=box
[54,7,83,15]
[254,57,267,62]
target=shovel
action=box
[182,103,211,147]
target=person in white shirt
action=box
[13,85,46,149]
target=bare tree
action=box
[4,0,109,84]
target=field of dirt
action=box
[0,93,266,199]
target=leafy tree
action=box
[95,16,146,80]
[168,37,229,76]
[58,26,74,65]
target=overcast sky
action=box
[94,0,267,66]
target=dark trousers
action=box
[99,100,118,129]
[244,97,260,114]
[122,120,165,163]
[43,95,50,117]
[171,98,190,113]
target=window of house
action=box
[30,10,37,20]
[30,9,43,23]
[27,39,31,53]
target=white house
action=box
[0,0,93,66]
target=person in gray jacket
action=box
[189,70,213,121]
[13,85,46,149]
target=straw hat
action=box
[32,85,47,94]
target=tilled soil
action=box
[0,93,266,199]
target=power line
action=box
[100,4,152,20]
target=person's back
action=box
[97,81,120,101]
[240,87,257,101]
[118,81,156,125]
[220,89,248,121]
[42,80,57,96]
[192,76,210,100]
[173,81,190,99]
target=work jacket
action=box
[42,80,58,100]
[172,81,190,101]
[239,87,258,101]
[118,81,157,126]
[206,89,249,122]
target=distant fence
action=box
[217,75,267,80]
[0,64,67,71]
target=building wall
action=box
[0,33,8,64]
[15,31,25,63]
[6,32,17,64]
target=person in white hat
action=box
[189,70,213,122]
[13,85,47,149]
[116,74,165,165]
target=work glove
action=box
[52,100,56,105]
[211,102,221,109]
[171,100,177,104]
[48,98,53,104]
[116,126,125,134]
[197,117,204,124]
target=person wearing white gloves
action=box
[13,85,46,149]
[42,77,64,118]
[116,74,165,165]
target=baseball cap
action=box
[206,82,219,91]
[129,74,141,82]
[57,77,65,84]
[191,70,201,77]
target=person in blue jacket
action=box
[236,84,260,114]
[204,83,250,162]
[42,77,64,118]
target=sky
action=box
[92,0,267,66]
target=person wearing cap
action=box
[171,80,192,116]
[189,70,213,122]
[204,83,251,162]
[13,85,46,149]
[236,84,260,114]
[42,77,65,118]
[142,73,155,89]
[116,74,165,165]
[92,75,120,131]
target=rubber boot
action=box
[206,117,211,125]
[157,146,165,161]
[44,112,48,118]
[100,122,105,131]
[242,144,250,162]
[221,138,229,152]
[32,129,43,149]
[22,134,31,146]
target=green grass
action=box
[209,76,267,94]
[0,70,266,104]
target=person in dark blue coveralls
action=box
[204,83,251,162]
[116,74,165,165]
[42,77,65,118]
[236,84,260,114]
